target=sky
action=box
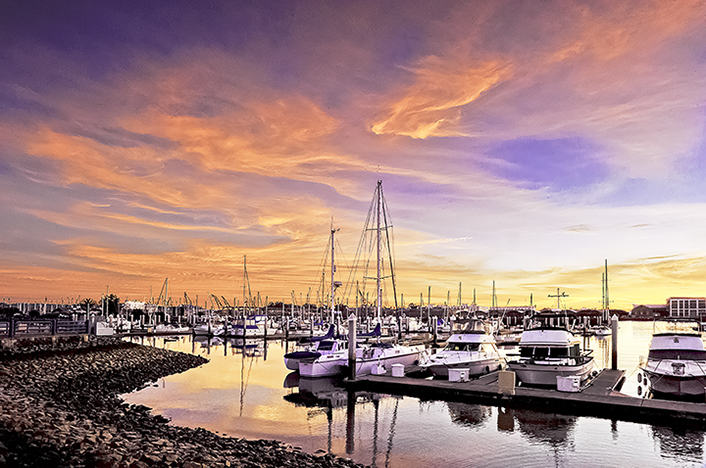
[1,0,706,311]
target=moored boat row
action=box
[282,312,706,402]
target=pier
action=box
[346,369,706,426]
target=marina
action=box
[117,320,706,468]
[4,2,706,467]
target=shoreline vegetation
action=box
[0,337,366,468]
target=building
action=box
[631,304,668,320]
[667,297,706,320]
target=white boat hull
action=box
[507,358,594,387]
[299,353,347,378]
[354,345,424,376]
[425,357,502,378]
[299,344,425,378]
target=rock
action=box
[0,342,368,468]
[181,462,203,468]
[140,453,161,465]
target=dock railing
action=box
[0,318,89,338]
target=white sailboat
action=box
[299,180,425,378]
[284,225,348,372]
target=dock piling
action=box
[348,314,357,381]
[498,370,516,395]
[610,315,618,370]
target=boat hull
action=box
[424,357,501,378]
[354,345,425,376]
[299,353,347,378]
[299,345,425,378]
[507,358,594,387]
[643,369,706,398]
[283,351,322,371]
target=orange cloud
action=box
[371,58,513,139]
[549,0,705,63]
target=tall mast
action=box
[243,255,247,314]
[604,259,610,322]
[331,223,340,324]
[376,180,382,321]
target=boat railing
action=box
[643,356,706,376]
[517,353,593,366]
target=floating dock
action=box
[345,369,706,426]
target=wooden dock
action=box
[345,369,706,427]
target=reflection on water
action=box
[447,402,491,428]
[515,410,577,446]
[651,424,705,461]
[122,322,706,468]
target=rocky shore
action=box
[0,336,367,468]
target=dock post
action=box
[397,309,402,340]
[345,388,356,454]
[348,314,357,381]
[498,370,515,395]
[432,316,438,344]
[611,314,619,370]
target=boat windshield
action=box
[317,340,339,351]
[648,349,706,360]
[444,343,480,352]
[520,344,581,358]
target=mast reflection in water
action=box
[123,321,706,468]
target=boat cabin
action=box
[520,342,582,359]
[648,333,706,361]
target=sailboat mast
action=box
[243,255,247,315]
[604,259,610,321]
[331,225,338,325]
[376,180,382,322]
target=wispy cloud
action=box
[2,1,706,309]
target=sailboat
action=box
[299,181,426,379]
[284,226,348,372]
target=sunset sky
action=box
[2,1,706,310]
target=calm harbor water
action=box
[123,321,706,467]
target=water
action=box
[123,321,706,467]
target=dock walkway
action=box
[346,369,706,427]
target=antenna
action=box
[548,288,569,309]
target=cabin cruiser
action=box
[640,332,706,399]
[421,319,502,378]
[299,339,425,378]
[507,325,594,387]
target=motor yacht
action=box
[421,319,502,378]
[640,332,706,399]
[507,325,594,387]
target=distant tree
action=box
[0,307,20,318]
[104,294,120,316]
[129,308,145,321]
[79,297,97,312]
